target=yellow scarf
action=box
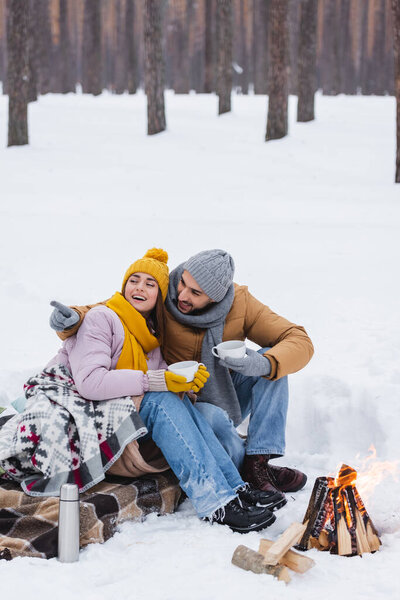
[106,292,159,373]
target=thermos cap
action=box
[60,483,79,501]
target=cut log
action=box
[261,522,307,566]
[355,510,371,554]
[366,521,381,552]
[258,539,315,573]
[232,545,291,583]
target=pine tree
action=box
[144,0,166,135]
[297,0,317,122]
[392,0,400,182]
[266,0,289,140]
[7,0,28,146]
[36,0,52,95]
[27,0,38,102]
[126,0,138,94]
[216,0,233,114]
[82,0,102,95]
[59,0,75,94]
[204,0,216,92]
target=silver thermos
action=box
[58,483,80,563]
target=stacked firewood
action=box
[232,522,315,584]
[296,464,381,556]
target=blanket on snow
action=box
[0,364,148,496]
[0,472,181,560]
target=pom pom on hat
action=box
[122,248,169,301]
[144,248,168,264]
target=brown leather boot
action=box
[267,462,307,493]
[242,454,284,496]
[242,454,307,494]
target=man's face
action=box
[176,270,214,314]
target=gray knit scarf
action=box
[165,265,242,426]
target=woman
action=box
[0,249,276,533]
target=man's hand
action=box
[49,300,79,331]
[219,348,271,377]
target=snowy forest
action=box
[2,0,400,180]
[0,2,399,600]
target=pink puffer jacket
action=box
[47,305,167,401]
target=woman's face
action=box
[124,272,159,317]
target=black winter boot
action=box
[208,497,276,533]
[238,483,287,511]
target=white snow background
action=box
[0,91,399,600]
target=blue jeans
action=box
[195,348,288,471]
[139,391,244,518]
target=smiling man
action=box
[50,249,314,501]
[160,249,314,499]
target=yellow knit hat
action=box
[122,248,169,300]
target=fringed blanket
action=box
[0,471,181,560]
[0,365,148,496]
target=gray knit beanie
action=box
[184,249,235,302]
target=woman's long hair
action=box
[150,289,166,347]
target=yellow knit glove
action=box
[164,371,195,393]
[191,364,210,393]
[164,365,210,394]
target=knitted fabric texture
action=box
[184,249,235,302]
[122,248,169,300]
[106,292,159,372]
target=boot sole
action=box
[228,511,276,534]
[257,496,287,511]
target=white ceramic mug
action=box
[211,340,246,360]
[167,360,200,382]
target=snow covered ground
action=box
[0,90,399,599]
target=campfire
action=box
[296,463,381,556]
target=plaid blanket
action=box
[0,471,181,560]
[0,365,148,496]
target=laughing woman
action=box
[0,249,275,533]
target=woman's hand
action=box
[191,365,210,393]
[164,365,210,394]
[164,371,194,393]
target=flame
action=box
[330,446,399,501]
[355,445,399,500]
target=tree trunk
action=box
[27,0,38,102]
[115,0,127,94]
[82,0,102,95]
[322,0,340,95]
[340,0,357,94]
[372,0,386,94]
[204,0,216,92]
[392,0,400,182]
[216,0,233,114]
[288,0,300,95]
[59,0,75,93]
[145,0,166,135]
[266,0,289,140]
[126,0,138,94]
[297,0,317,122]
[253,0,269,94]
[37,0,52,94]
[7,0,28,146]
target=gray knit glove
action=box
[219,349,271,377]
[49,300,79,331]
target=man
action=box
[50,249,313,500]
